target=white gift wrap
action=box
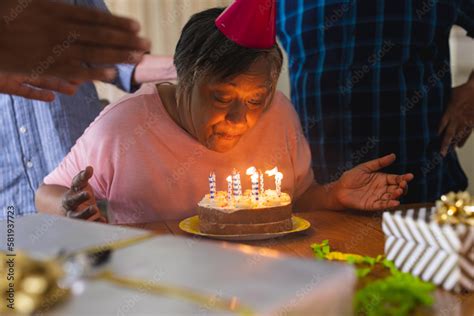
[382,207,474,292]
[1,214,356,315]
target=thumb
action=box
[72,166,94,191]
[360,153,396,172]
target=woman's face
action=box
[188,58,276,153]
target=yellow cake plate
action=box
[179,215,311,241]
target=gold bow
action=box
[435,191,474,226]
[0,252,70,315]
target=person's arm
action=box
[438,70,474,156]
[113,55,177,93]
[35,184,69,216]
[294,182,339,211]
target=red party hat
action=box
[215,0,276,49]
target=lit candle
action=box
[275,172,283,197]
[232,169,242,198]
[259,170,265,195]
[237,173,242,196]
[246,167,259,202]
[209,172,216,201]
[226,175,233,205]
[265,167,278,191]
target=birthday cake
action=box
[197,167,293,235]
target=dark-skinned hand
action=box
[334,154,414,210]
[438,71,474,156]
[0,0,151,81]
[62,166,107,223]
[0,72,78,101]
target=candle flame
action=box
[275,172,283,181]
[246,166,257,175]
[226,175,232,182]
[265,167,278,176]
[251,172,259,181]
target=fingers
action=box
[386,173,414,186]
[372,199,400,211]
[440,121,457,157]
[1,83,55,102]
[457,128,472,147]
[25,76,78,96]
[65,44,144,66]
[62,191,90,211]
[360,153,396,172]
[384,185,403,197]
[11,85,55,102]
[50,63,118,83]
[46,1,142,33]
[438,112,450,135]
[71,24,150,51]
[67,205,104,222]
[71,166,94,192]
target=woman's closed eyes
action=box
[212,92,268,110]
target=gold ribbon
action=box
[435,191,474,226]
[1,233,254,315]
[96,271,254,316]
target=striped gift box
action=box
[382,207,474,292]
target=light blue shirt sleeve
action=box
[74,0,138,92]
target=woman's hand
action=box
[333,154,414,211]
[62,166,107,222]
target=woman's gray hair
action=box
[174,7,283,108]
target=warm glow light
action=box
[265,167,278,176]
[465,205,474,215]
[246,166,257,175]
[275,172,283,181]
[226,175,232,182]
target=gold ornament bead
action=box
[21,274,49,295]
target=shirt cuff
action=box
[114,64,139,93]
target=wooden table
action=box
[127,204,474,316]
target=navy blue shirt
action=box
[277,0,474,203]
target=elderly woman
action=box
[35,8,413,224]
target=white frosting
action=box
[198,189,291,213]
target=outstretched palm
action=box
[335,154,414,211]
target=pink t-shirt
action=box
[44,84,314,224]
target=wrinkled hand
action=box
[438,73,474,156]
[334,154,414,211]
[0,72,78,101]
[0,0,150,81]
[62,166,107,222]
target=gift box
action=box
[382,207,473,292]
[1,214,356,315]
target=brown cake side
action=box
[197,204,292,224]
[199,218,293,235]
[198,203,293,235]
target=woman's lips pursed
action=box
[215,133,242,140]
